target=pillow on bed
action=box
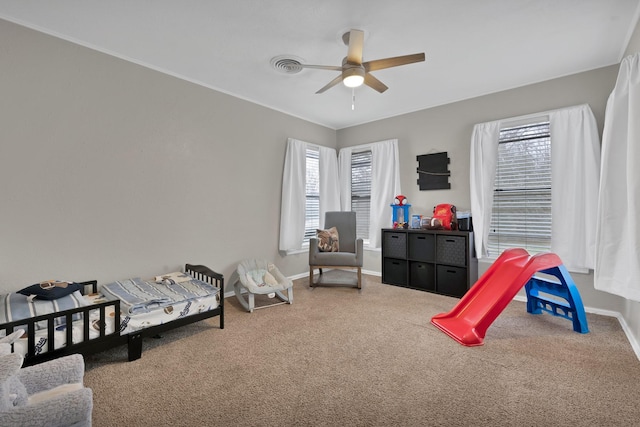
[0,291,89,331]
[17,281,82,301]
[316,227,339,252]
[154,272,193,285]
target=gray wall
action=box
[0,19,335,293]
[624,13,640,57]
[337,65,625,314]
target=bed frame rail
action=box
[0,280,123,366]
[123,264,225,361]
[185,263,224,330]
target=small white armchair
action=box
[233,259,293,313]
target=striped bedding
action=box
[0,290,89,331]
[99,276,220,315]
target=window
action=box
[281,138,399,252]
[351,150,372,241]
[487,121,551,257]
[305,148,372,245]
[303,148,319,244]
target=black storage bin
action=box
[383,258,407,286]
[436,235,467,266]
[436,265,468,297]
[410,262,435,291]
[408,233,435,262]
[383,232,407,258]
[458,216,473,232]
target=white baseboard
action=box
[513,295,640,360]
[288,271,308,281]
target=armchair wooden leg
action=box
[309,267,325,287]
[357,267,362,289]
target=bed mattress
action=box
[89,285,220,335]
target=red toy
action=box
[433,203,457,230]
[394,195,408,205]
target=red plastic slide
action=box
[431,248,564,346]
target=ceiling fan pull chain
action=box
[352,88,356,110]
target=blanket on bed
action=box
[100,277,220,315]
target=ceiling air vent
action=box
[270,55,304,74]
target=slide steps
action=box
[525,264,589,334]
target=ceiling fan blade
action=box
[364,53,425,72]
[364,73,388,93]
[298,64,343,71]
[316,74,344,94]
[346,29,365,64]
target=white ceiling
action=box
[1,1,639,130]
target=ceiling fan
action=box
[299,29,425,94]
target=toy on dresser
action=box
[420,203,458,230]
[391,195,411,229]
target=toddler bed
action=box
[0,264,224,366]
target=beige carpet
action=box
[84,272,640,426]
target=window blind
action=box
[488,122,551,256]
[351,150,372,240]
[304,148,319,243]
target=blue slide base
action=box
[524,264,589,334]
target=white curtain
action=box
[595,53,640,301]
[278,138,306,252]
[469,121,501,259]
[318,145,340,228]
[369,139,401,248]
[549,104,600,271]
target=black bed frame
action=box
[0,264,224,366]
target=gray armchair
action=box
[309,211,363,288]
[0,352,93,427]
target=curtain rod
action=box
[340,138,398,152]
[498,103,590,126]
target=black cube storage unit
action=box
[381,228,478,298]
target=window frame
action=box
[487,120,552,258]
[350,149,372,246]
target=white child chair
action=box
[233,259,293,313]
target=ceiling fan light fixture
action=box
[342,67,365,88]
[296,28,425,94]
